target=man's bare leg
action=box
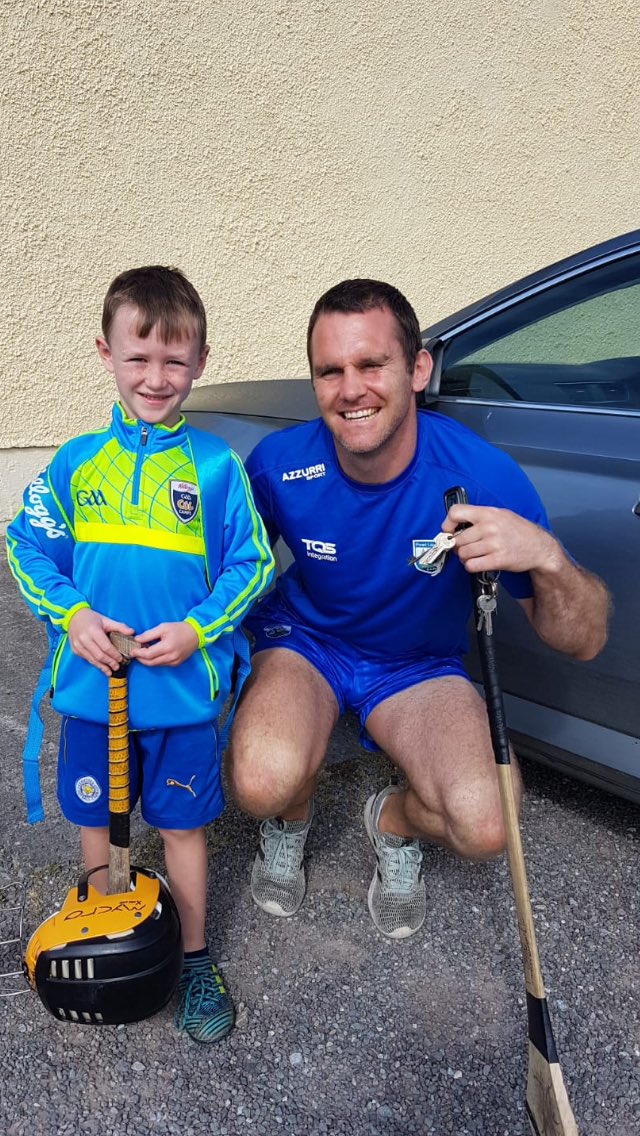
[362,676,522,939]
[228,648,339,817]
[227,648,339,915]
[366,675,521,860]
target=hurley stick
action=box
[107,632,137,895]
[472,574,579,1136]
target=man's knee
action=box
[409,781,512,860]
[226,733,305,819]
[447,774,522,859]
[452,809,507,861]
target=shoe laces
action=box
[259,817,306,879]
[378,840,422,895]
[177,967,226,1028]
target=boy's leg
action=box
[159,827,208,952]
[160,826,234,1043]
[227,647,339,916]
[159,826,233,1043]
[361,675,521,940]
[80,827,110,894]
[58,716,140,894]
[143,725,232,1044]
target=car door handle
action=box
[634,499,640,517]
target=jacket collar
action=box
[110,402,187,450]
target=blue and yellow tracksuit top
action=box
[6,403,274,730]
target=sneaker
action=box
[250,800,314,917]
[175,959,235,1043]
[364,784,426,939]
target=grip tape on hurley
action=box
[109,673,130,816]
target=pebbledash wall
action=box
[1,1,639,525]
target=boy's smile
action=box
[96,304,209,428]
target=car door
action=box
[424,246,640,791]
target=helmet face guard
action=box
[25,868,183,1024]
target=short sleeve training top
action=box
[246,409,550,659]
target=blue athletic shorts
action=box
[245,592,470,751]
[57,717,223,829]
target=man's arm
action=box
[443,504,611,661]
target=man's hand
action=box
[131,622,200,667]
[68,609,136,676]
[442,503,610,661]
[442,504,561,575]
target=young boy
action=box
[6,266,274,1042]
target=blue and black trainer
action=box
[175,953,234,1043]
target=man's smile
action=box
[341,408,380,420]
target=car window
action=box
[439,252,640,410]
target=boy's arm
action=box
[7,462,136,673]
[5,463,90,633]
[184,451,275,647]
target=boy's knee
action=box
[158,826,202,845]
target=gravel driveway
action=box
[0,558,637,1135]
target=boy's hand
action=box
[68,609,136,677]
[131,622,199,667]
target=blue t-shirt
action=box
[246,410,550,659]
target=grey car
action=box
[186,229,640,803]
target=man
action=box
[227,279,610,940]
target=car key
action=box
[407,530,456,567]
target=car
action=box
[185,229,640,803]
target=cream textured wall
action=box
[1,0,639,522]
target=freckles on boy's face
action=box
[96,304,209,427]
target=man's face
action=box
[96,304,208,427]
[309,306,432,480]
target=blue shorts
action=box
[57,717,223,829]
[245,593,469,750]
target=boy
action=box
[6,266,274,1041]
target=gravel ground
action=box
[0,558,638,1135]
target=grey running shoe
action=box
[250,801,314,917]
[364,785,426,939]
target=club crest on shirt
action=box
[170,481,200,524]
[411,539,444,576]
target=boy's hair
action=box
[102,266,207,350]
[306,278,422,373]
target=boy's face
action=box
[96,304,209,427]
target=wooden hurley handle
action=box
[108,637,132,895]
[108,631,138,661]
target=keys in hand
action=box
[408,531,456,568]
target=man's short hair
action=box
[306,279,422,372]
[102,266,207,350]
